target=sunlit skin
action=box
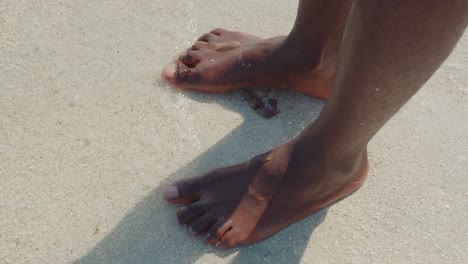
[162,31,335,100]
[162,0,468,248]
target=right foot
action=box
[164,137,369,248]
[162,28,337,100]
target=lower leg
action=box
[300,0,468,156]
[162,0,351,99]
[164,0,468,248]
[278,0,352,73]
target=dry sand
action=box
[1,1,467,263]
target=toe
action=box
[162,65,177,82]
[163,186,180,201]
[210,28,226,36]
[216,229,236,248]
[198,33,218,42]
[216,227,251,248]
[178,50,201,67]
[188,213,216,236]
[190,41,209,51]
[205,218,233,245]
[164,180,201,205]
[161,62,201,88]
[177,202,206,225]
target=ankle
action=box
[261,34,322,72]
[288,131,368,176]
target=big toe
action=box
[164,180,200,205]
[162,66,176,83]
[161,62,202,89]
[163,186,180,201]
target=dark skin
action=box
[163,0,468,248]
[163,1,351,100]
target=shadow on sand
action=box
[74,84,327,264]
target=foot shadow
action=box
[74,84,326,264]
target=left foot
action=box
[164,138,369,248]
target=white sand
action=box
[1,1,467,263]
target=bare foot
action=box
[161,28,336,100]
[164,137,369,248]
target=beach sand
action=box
[1,1,467,263]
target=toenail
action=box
[164,186,179,200]
[162,66,176,80]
